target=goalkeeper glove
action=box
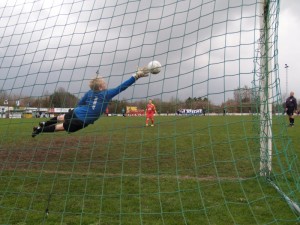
[133,66,149,80]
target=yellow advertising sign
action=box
[126,106,137,112]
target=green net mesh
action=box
[1,0,300,224]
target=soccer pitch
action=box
[0,115,299,224]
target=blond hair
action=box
[89,77,106,91]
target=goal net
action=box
[1,0,299,224]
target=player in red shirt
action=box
[145,99,157,126]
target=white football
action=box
[148,60,162,74]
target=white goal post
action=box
[259,0,273,177]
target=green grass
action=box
[0,115,299,224]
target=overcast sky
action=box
[278,0,300,100]
[0,0,298,105]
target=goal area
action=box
[1,0,300,224]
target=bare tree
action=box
[49,87,78,108]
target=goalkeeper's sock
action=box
[44,117,58,126]
[42,124,56,133]
[292,118,295,125]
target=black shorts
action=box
[286,107,295,116]
[63,110,87,133]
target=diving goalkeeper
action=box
[32,66,149,137]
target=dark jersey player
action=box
[32,66,149,137]
[285,91,297,127]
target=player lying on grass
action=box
[32,66,149,137]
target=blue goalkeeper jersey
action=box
[74,76,136,124]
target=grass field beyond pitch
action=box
[0,115,299,224]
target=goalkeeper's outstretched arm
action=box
[106,66,149,99]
